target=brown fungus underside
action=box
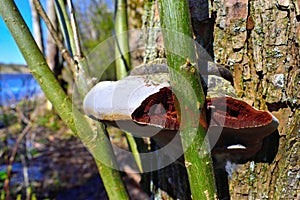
[132,91,275,133]
[131,87,180,130]
[207,97,274,130]
[130,90,278,163]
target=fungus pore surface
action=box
[132,87,180,130]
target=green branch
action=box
[56,0,76,54]
[115,0,131,80]
[66,0,83,60]
[114,0,143,173]
[158,0,217,199]
[0,1,129,199]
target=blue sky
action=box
[0,0,33,65]
[0,0,114,65]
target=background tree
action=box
[75,0,114,51]
[46,0,64,85]
[29,0,44,52]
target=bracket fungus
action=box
[83,60,279,166]
[206,96,279,167]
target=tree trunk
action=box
[46,0,59,74]
[46,0,65,89]
[211,0,300,199]
[29,0,44,52]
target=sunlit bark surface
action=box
[212,0,300,199]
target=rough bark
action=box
[211,0,300,199]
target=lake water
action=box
[0,73,42,106]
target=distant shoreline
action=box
[0,63,29,74]
[0,73,42,107]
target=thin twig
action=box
[66,0,83,61]
[15,104,30,125]
[20,154,31,200]
[4,123,32,200]
[8,123,32,169]
[32,0,76,73]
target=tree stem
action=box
[114,0,131,79]
[158,0,217,199]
